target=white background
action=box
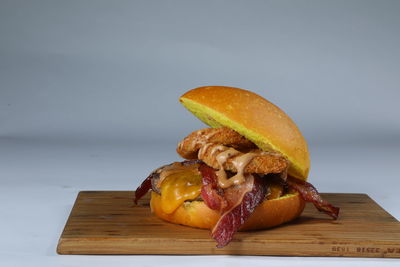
[1,1,399,266]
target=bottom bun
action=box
[150,191,305,231]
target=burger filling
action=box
[134,127,339,248]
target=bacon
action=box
[199,163,267,248]
[199,164,227,211]
[212,175,266,248]
[134,173,154,204]
[287,176,340,219]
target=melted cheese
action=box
[159,167,202,214]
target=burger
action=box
[134,86,339,248]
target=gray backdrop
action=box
[1,0,399,144]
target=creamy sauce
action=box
[198,143,259,189]
[215,148,240,187]
[202,130,218,143]
[198,143,221,159]
[193,129,206,147]
[177,129,220,158]
[180,128,284,190]
[193,129,219,148]
[217,150,257,188]
[210,144,225,155]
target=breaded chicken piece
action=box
[177,127,256,159]
[198,143,288,175]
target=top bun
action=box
[179,86,310,180]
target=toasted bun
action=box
[150,191,305,230]
[180,86,310,180]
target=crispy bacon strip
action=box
[287,176,340,219]
[134,173,153,204]
[199,164,227,211]
[199,163,267,248]
[212,175,266,248]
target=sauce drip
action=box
[199,143,258,189]
[177,129,219,156]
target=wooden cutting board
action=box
[57,191,400,257]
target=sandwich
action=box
[134,86,339,248]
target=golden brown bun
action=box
[180,86,310,180]
[150,191,305,231]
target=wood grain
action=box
[57,191,400,257]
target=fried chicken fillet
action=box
[177,127,288,176]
